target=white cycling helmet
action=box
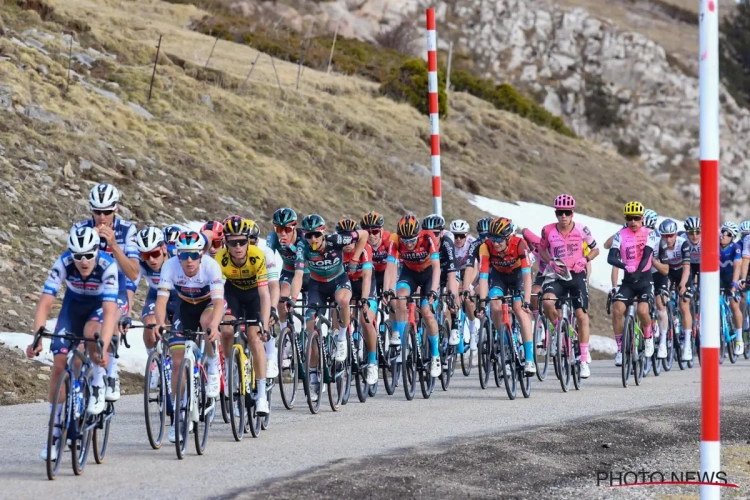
[136,226,165,253]
[175,231,205,252]
[68,226,100,254]
[721,221,739,239]
[450,219,470,234]
[740,221,750,235]
[643,209,658,229]
[89,183,120,209]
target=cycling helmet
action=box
[489,217,514,239]
[658,219,678,235]
[422,214,445,231]
[684,216,701,232]
[301,214,325,232]
[201,220,224,241]
[450,219,470,234]
[336,218,358,233]
[136,226,164,253]
[246,219,261,239]
[176,231,205,251]
[553,194,576,210]
[163,225,183,244]
[721,221,739,238]
[477,216,493,233]
[68,226,100,254]
[623,201,645,216]
[740,221,750,235]
[643,209,658,229]
[273,207,298,227]
[89,183,120,209]
[224,215,250,236]
[396,215,420,239]
[360,211,384,229]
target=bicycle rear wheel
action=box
[93,404,112,464]
[71,369,93,476]
[652,326,662,377]
[47,370,70,480]
[533,312,550,381]
[246,357,262,437]
[621,317,634,388]
[144,350,166,449]
[228,346,245,441]
[278,327,299,410]
[402,323,417,401]
[663,306,675,372]
[328,336,348,412]
[498,324,517,400]
[382,320,398,395]
[174,359,192,459]
[556,320,570,393]
[418,329,435,399]
[634,331,644,386]
[194,366,209,454]
[460,317,474,377]
[353,332,369,402]
[744,328,750,359]
[219,349,230,424]
[304,331,323,414]
[439,323,454,391]
[477,318,491,389]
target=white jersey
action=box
[157,254,224,303]
[454,235,476,271]
[261,245,282,282]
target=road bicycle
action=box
[304,302,350,413]
[719,287,741,364]
[278,302,307,410]
[347,300,374,403]
[436,291,457,391]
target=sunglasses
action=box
[92,209,115,217]
[662,233,677,238]
[211,239,224,249]
[721,231,734,238]
[401,236,418,245]
[275,226,295,234]
[367,229,381,236]
[72,252,96,262]
[626,216,642,222]
[226,239,248,248]
[687,230,701,235]
[305,232,324,239]
[555,210,573,217]
[178,251,201,261]
[491,236,509,244]
[454,234,466,240]
[140,249,162,260]
[432,230,442,238]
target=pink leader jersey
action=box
[522,229,546,273]
[539,222,596,271]
[610,226,659,273]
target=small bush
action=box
[616,138,641,157]
[375,21,418,54]
[380,58,448,118]
[584,76,622,130]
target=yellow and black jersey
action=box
[215,247,268,290]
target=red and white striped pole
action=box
[426,8,442,216]
[699,0,720,497]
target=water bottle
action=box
[512,324,520,344]
[73,380,83,419]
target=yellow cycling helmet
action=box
[224,215,250,236]
[623,201,645,217]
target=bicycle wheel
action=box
[194,366,209,454]
[228,346,244,441]
[402,323,417,401]
[663,306,675,372]
[719,311,727,365]
[439,323,453,391]
[382,320,398,395]
[634,331,644,387]
[328,335,348,412]
[304,331,322,414]
[246,357,262,437]
[174,358,192,460]
[261,385,272,430]
[621,317,634,388]
[519,337,532,399]
[652,326,662,377]
[744,329,750,360]
[728,312,738,364]
[219,349,230,424]
[533,312,550,381]
[71,369,93,476]
[460,318,474,377]
[278,328,299,410]
[354,333,369,403]
[144,350,166,449]
[47,370,70,480]
[498,324,517,400]
[418,329,435,399]
[556,320,570,393]
[92,403,112,464]
[477,318,491,389]
[572,339,582,391]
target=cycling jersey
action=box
[657,236,691,271]
[267,228,308,274]
[465,237,484,269]
[539,221,596,271]
[610,227,658,274]
[438,234,457,274]
[478,236,531,276]
[43,251,119,303]
[386,230,440,272]
[454,235,476,271]
[370,231,392,274]
[296,232,359,282]
[73,218,138,294]
[157,255,224,304]
[344,243,373,282]
[719,242,741,281]
[215,246,268,290]
[260,245,281,283]
[522,229,546,274]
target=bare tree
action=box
[375,20,419,54]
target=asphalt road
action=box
[0,359,746,498]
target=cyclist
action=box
[74,183,138,404]
[202,220,225,259]
[607,202,659,360]
[539,194,598,378]
[422,214,460,345]
[654,219,692,360]
[338,218,379,386]
[383,215,442,378]
[216,216,272,415]
[132,227,178,387]
[521,227,545,313]
[267,208,307,337]
[719,221,744,355]
[450,219,475,344]
[460,216,493,352]
[27,226,120,460]
[361,211,390,296]
[477,217,536,375]
[154,231,225,443]
[163,224,185,258]
[247,219,282,378]
[678,216,701,361]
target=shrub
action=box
[616,138,641,157]
[380,58,448,118]
[584,76,622,130]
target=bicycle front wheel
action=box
[144,350,166,449]
[418,329,434,400]
[621,317,634,388]
[194,365,209,454]
[533,312,550,381]
[71,368,93,476]
[228,346,245,442]
[556,319,570,393]
[477,318,492,389]
[499,324,517,400]
[304,331,323,414]
[47,370,70,480]
[174,359,192,459]
[278,327,299,410]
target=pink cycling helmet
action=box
[553,194,576,210]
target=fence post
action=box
[426,8,442,217]
[446,41,453,94]
[148,35,162,102]
[296,38,309,90]
[65,31,73,92]
[240,52,262,94]
[204,34,220,70]
[268,55,284,96]
[327,23,339,75]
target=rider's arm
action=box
[477,244,490,299]
[652,259,669,275]
[288,245,306,301]
[610,267,619,288]
[33,294,55,333]
[383,260,398,293]
[207,259,225,331]
[155,260,174,328]
[350,230,368,262]
[258,284,271,332]
[110,224,140,281]
[680,263,690,289]
[606,231,626,270]
[430,253,441,294]
[98,263,120,348]
[603,234,615,250]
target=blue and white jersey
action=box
[43,251,119,303]
[74,218,138,292]
[128,260,178,298]
[157,255,224,303]
[719,242,741,280]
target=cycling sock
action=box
[92,365,105,387]
[657,310,667,336]
[280,321,287,331]
[734,328,742,339]
[580,342,589,362]
[644,325,652,339]
[50,404,62,437]
[523,341,533,359]
[264,336,277,357]
[206,354,219,375]
[256,378,266,398]
[106,355,118,379]
[615,334,622,351]
[468,319,476,334]
[429,334,439,357]
[394,321,406,343]
[337,326,347,342]
[146,347,154,356]
[368,351,377,365]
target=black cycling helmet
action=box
[476,216,492,234]
[422,214,445,231]
[360,211,384,229]
[336,218,358,233]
